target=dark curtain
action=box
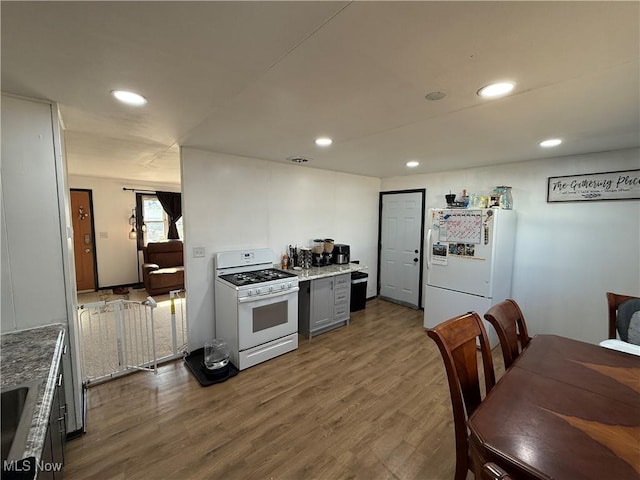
[156,191,182,240]
[135,193,144,251]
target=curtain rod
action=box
[122,187,156,194]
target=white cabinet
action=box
[299,273,351,338]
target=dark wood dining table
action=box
[468,334,640,480]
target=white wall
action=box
[67,175,180,287]
[382,148,640,344]
[1,95,85,432]
[182,147,381,348]
[1,95,68,331]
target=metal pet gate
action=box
[77,290,187,386]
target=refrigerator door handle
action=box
[426,228,432,269]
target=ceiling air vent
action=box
[288,156,310,164]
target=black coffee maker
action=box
[332,244,350,264]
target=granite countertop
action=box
[1,323,66,462]
[280,263,367,281]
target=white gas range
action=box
[214,248,299,370]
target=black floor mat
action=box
[184,347,238,386]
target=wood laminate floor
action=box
[65,298,505,480]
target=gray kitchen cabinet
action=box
[311,277,334,330]
[299,274,351,338]
[39,355,66,479]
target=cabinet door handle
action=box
[57,373,63,387]
[63,344,68,355]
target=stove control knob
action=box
[281,283,286,290]
[269,285,274,292]
[248,289,254,296]
[256,287,262,295]
[287,282,292,289]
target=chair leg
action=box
[454,449,469,480]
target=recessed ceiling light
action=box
[111,90,147,106]
[477,82,515,98]
[315,137,333,147]
[540,138,562,148]
[406,161,420,168]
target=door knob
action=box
[415,249,419,254]
[413,257,419,262]
[84,248,91,254]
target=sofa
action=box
[142,241,184,296]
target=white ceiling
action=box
[2,1,638,183]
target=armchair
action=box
[142,241,184,296]
[599,292,640,356]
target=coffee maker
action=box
[332,244,350,264]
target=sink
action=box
[1,380,41,463]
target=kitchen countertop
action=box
[1,323,66,462]
[280,263,367,281]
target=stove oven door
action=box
[237,287,299,350]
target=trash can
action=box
[350,271,368,312]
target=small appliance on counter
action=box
[312,239,324,255]
[323,238,334,264]
[312,251,332,267]
[332,244,350,264]
[311,238,334,266]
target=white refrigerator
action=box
[424,208,516,347]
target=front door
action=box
[378,190,425,309]
[71,189,97,291]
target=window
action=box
[138,194,183,246]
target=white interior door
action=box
[379,191,424,308]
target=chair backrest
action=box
[484,299,531,369]
[607,292,640,340]
[426,312,495,480]
[143,241,183,268]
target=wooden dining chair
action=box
[484,299,531,369]
[607,292,639,339]
[426,312,496,480]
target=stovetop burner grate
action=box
[219,268,297,287]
